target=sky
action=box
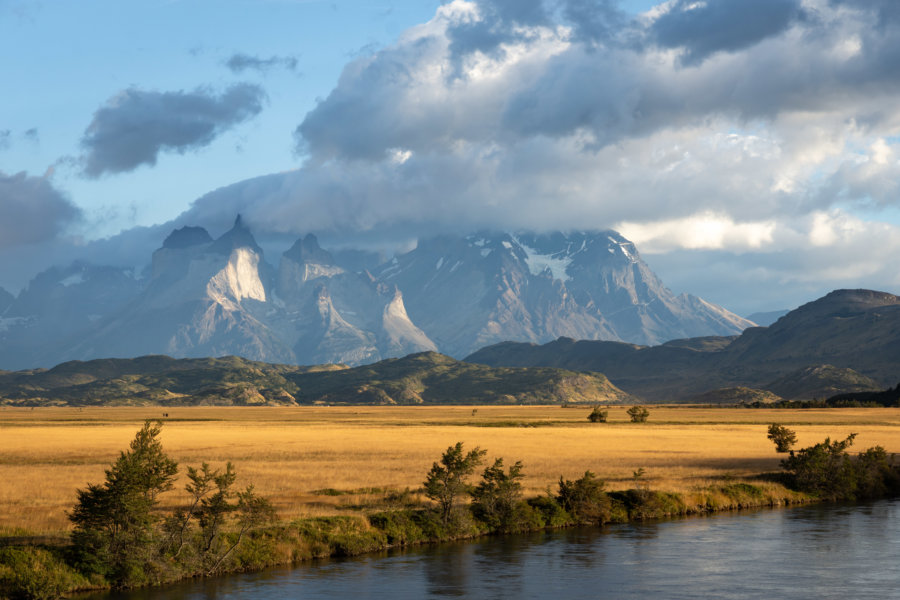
[2,0,900,317]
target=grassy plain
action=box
[2,405,899,537]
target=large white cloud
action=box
[163,0,900,311]
[10,0,900,312]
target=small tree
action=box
[767,423,798,453]
[423,442,486,524]
[471,458,524,531]
[627,406,649,423]
[587,406,608,423]
[69,420,178,586]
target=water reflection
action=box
[93,500,900,600]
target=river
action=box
[95,500,900,599]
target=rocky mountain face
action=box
[378,231,752,356]
[0,221,751,369]
[466,289,900,402]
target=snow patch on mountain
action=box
[513,236,572,282]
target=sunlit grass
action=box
[2,405,899,535]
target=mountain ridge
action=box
[0,351,634,407]
[465,288,899,402]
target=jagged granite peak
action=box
[283,233,336,266]
[162,226,213,249]
[278,234,345,303]
[210,214,263,255]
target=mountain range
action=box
[466,289,900,402]
[0,218,752,370]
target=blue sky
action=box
[2,0,900,315]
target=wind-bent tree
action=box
[69,420,178,586]
[471,458,524,531]
[627,406,649,423]
[423,442,486,524]
[767,424,798,453]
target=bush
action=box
[527,495,571,528]
[587,407,608,423]
[780,433,899,500]
[557,471,613,524]
[627,406,649,423]
[0,547,88,600]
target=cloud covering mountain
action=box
[2,0,900,315]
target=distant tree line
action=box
[747,383,900,409]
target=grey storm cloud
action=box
[226,53,299,74]
[830,0,900,28]
[561,0,627,44]
[446,0,549,60]
[649,0,805,65]
[0,171,82,249]
[80,84,266,177]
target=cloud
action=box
[80,84,266,177]
[15,0,900,313]
[225,53,299,74]
[0,130,9,151]
[649,0,805,65]
[642,211,900,315]
[287,0,900,228]
[0,171,82,249]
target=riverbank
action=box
[0,478,812,599]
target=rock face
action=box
[0,223,752,369]
[379,231,752,356]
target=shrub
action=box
[780,433,899,500]
[627,406,649,423]
[0,547,88,600]
[557,471,613,524]
[587,407,608,423]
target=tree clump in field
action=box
[780,432,900,500]
[627,406,649,423]
[69,420,275,589]
[587,406,608,423]
[767,423,797,453]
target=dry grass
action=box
[2,405,899,535]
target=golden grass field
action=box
[2,405,899,536]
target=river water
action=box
[97,500,900,600]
